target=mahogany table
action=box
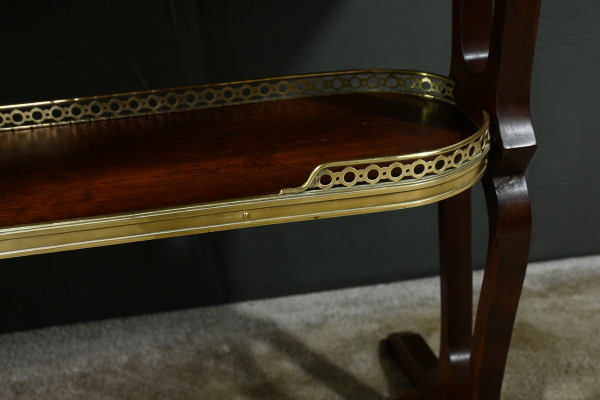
[0,1,541,398]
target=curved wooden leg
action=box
[388,190,473,399]
[388,332,438,387]
[469,175,532,399]
[388,176,532,400]
[437,189,473,385]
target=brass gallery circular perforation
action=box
[0,70,455,131]
[281,112,490,195]
[0,69,492,259]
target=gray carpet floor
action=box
[1,255,599,399]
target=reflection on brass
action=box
[281,112,489,194]
[0,70,491,259]
[0,111,488,259]
[0,70,454,131]
[0,157,486,259]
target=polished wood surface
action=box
[0,93,474,228]
[388,0,540,399]
[0,1,540,398]
[388,189,473,400]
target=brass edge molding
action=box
[0,70,455,131]
[281,111,490,194]
[0,161,486,259]
[0,130,490,240]
[0,112,490,242]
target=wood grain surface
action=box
[0,93,474,228]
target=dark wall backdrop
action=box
[0,0,598,332]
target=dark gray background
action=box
[0,0,598,332]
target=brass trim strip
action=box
[0,70,490,259]
[281,112,489,194]
[0,70,454,131]
[0,109,489,258]
[0,159,486,259]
